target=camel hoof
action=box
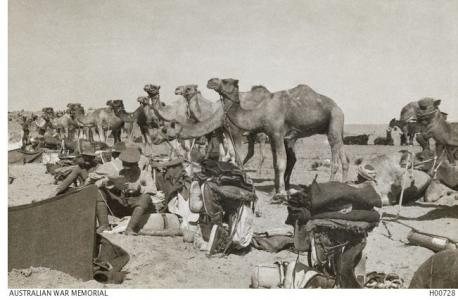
[270,193,288,205]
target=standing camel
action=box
[146,84,230,161]
[52,104,82,140]
[159,78,349,199]
[74,103,124,144]
[174,84,268,167]
[135,93,165,150]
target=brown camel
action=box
[397,100,434,150]
[135,92,165,149]
[173,85,239,163]
[73,102,124,144]
[174,84,268,167]
[52,103,83,140]
[417,99,458,165]
[160,78,349,197]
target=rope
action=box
[431,149,446,179]
[157,130,184,159]
[97,189,115,217]
[381,217,458,244]
[396,151,412,219]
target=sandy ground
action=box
[7,125,458,288]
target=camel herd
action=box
[14,79,457,202]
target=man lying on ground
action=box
[53,145,100,196]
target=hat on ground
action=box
[112,142,126,153]
[357,164,377,182]
[119,147,141,163]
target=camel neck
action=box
[221,91,261,132]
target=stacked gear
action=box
[286,178,382,288]
[191,159,257,256]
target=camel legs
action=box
[218,132,227,161]
[90,127,97,142]
[328,108,349,182]
[112,128,122,144]
[96,124,106,143]
[257,134,266,175]
[416,133,430,151]
[270,134,287,195]
[284,139,297,190]
[242,133,256,166]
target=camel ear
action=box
[106,100,112,106]
[434,99,441,107]
[157,86,161,90]
[233,80,239,87]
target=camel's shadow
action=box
[384,204,458,221]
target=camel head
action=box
[417,98,441,124]
[107,99,125,115]
[137,96,150,106]
[207,78,239,103]
[66,103,84,118]
[388,118,402,129]
[175,85,199,101]
[144,84,160,97]
[174,86,186,96]
[207,78,238,93]
[41,107,55,120]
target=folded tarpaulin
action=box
[409,249,458,288]
[8,148,43,164]
[8,185,97,281]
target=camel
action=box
[159,78,349,198]
[355,151,431,205]
[174,84,268,167]
[142,84,225,161]
[73,102,125,144]
[374,128,394,145]
[416,99,458,165]
[343,134,370,145]
[415,149,458,190]
[134,92,166,150]
[388,118,418,146]
[105,99,138,140]
[51,104,83,140]
[397,100,437,150]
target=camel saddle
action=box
[194,159,254,191]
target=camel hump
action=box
[250,85,271,94]
[289,84,315,94]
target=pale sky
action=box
[8,0,458,123]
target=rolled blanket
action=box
[310,181,382,213]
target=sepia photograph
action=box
[5,0,458,293]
